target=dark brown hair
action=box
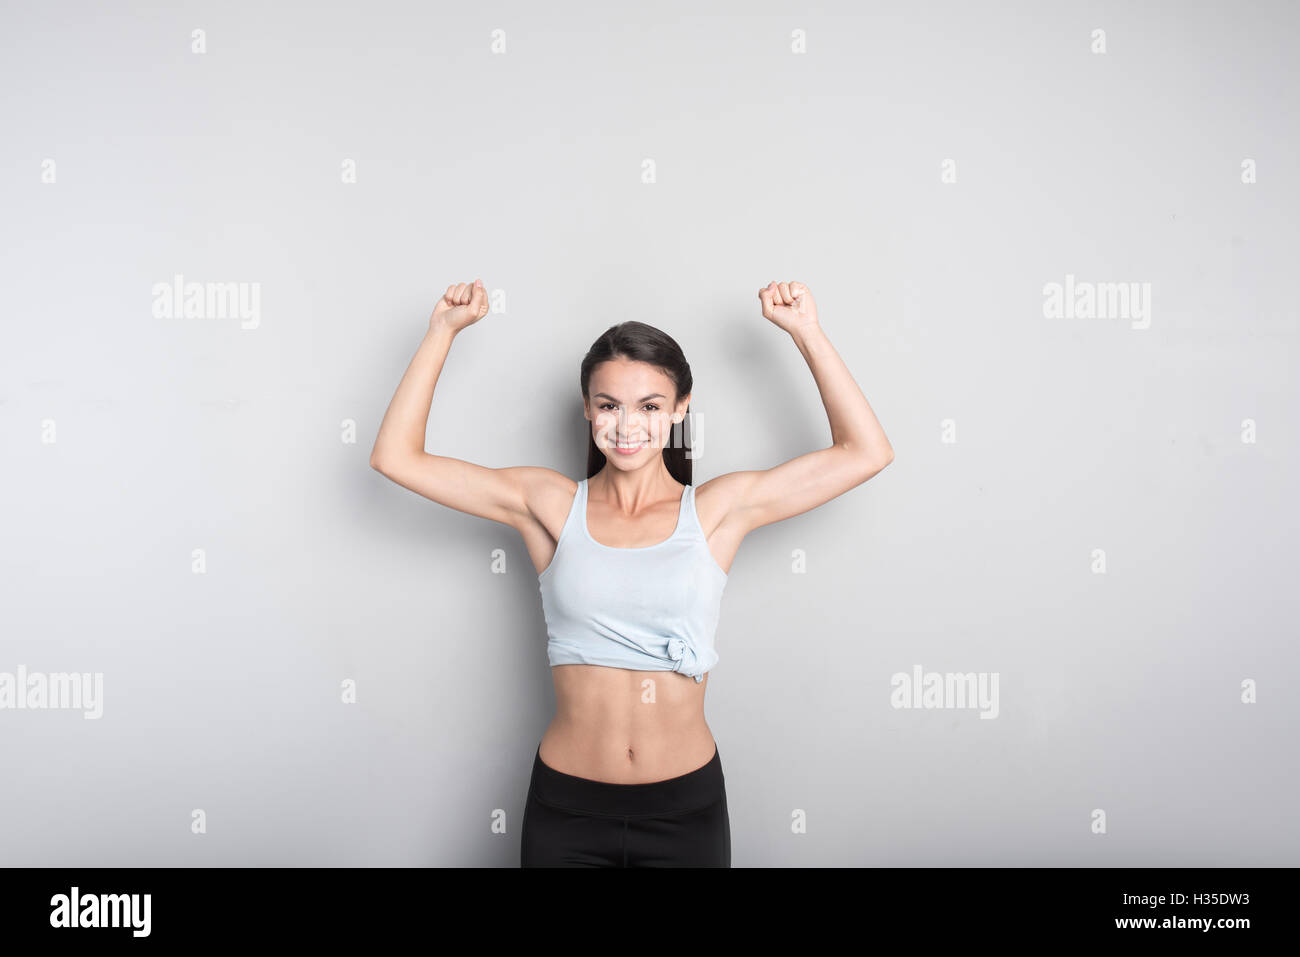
[580,321,694,485]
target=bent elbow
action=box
[857,450,893,482]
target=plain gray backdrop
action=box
[2,0,1296,866]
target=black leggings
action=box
[521,744,731,867]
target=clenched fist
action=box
[431,279,490,333]
[758,280,818,334]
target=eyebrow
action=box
[593,393,666,403]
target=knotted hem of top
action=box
[666,637,706,684]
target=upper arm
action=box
[701,445,892,539]
[370,451,563,531]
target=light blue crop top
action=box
[538,478,728,683]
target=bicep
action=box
[371,452,558,530]
[707,446,891,537]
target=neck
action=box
[591,464,681,510]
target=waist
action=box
[529,740,724,814]
[550,663,708,715]
[542,664,713,782]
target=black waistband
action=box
[528,745,724,817]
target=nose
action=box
[616,407,645,435]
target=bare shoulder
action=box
[502,467,578,537]
[692,471,759,539]
[507,468,580,575]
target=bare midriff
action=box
[538,664,717,784]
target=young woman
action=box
[370,278,893,867]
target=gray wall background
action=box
[2,0,1296,866]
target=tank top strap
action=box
[578,478,591,531]
[575,478,587,508]
[567,478,588,531]
[683,482,706,541]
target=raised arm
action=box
[369,279,554,529]
[701,280,893,540]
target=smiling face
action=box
[585,357,690,468]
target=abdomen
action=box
[538,665,716,783]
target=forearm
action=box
[790,323,893,463]
[370,322,457,465]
